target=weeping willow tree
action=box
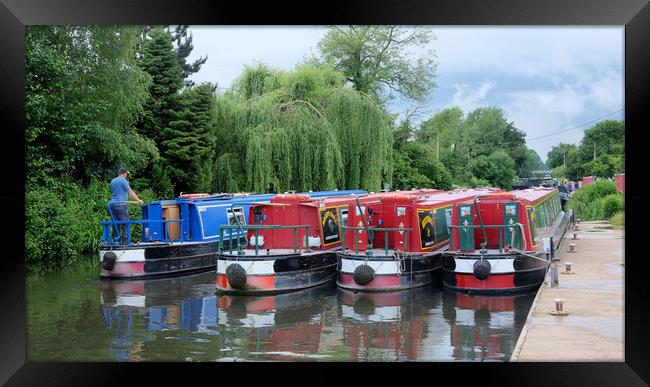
[212,63,393,193]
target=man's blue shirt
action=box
[110,176,130,203]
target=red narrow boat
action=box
[216,193,377,294]
[337,188,499,292]
[442,188,571,294]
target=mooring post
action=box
[551,261,559,287]
[550,236,559,287]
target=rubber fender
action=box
[102,251,117,271]
[226,263,248,289]
[353,264,375,286]
[473,259,491,280]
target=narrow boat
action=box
[337,189,498,292]
[98,190,365,279]
[442,187,571,294]
[216,193,381,294]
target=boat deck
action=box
[218,248,336,257]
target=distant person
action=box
[109,167,144,244]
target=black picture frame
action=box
[2,0,648,385]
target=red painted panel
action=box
[454,273,515,290]
[455,293,514,310]
[216,274,276,291]
[339,273,401,289]
[615,174,625,193]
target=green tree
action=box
[391,149,432,190]
[163,83,216,194]
[137,28,184,145]
[316,26,438,102]
[582,154,620,178]
[577,120,624,172]
[26,26,155,186]
[417,107,463,161]
[212,63,393,193]
[470,150,516,189]
[518,149,545,178]
[546,143,578,169]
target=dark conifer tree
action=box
[163,83,216,194]
[171,25,208,87]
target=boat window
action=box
[227,207,245,225]
[527,207,537,244]
[339,207,349,227]
[396,206,406,216]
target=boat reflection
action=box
[216,283,338,360]
[441,290,536,361]
[100,271,218,361]
[336,284,443,361]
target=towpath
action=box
[511,221,624,361]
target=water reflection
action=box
[100,271,217,361]
[29,269,535,361]
[441,290,537,361]
[217,284,337,360]
[337,285,444,361]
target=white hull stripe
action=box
[99,249,146,263]
[454,258,514,274]
[339,258,401,275]
[340,304,401,322]
[217,259,276,275]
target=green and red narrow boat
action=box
[442,188,570,294]
[216,193,382,294]
[337,189,499,292]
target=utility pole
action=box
[593,142,596,161]
[563,149,566,168]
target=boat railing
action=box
[218,224,311,256]
[100,219,184,246]
[447,224,525,253]
[341,226,413,255]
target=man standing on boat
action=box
[109,167,144,245]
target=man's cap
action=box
[118,167,129,175]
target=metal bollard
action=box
[550,298,569,315]
[562,262,575,274]
[572,232,578,240]
[568,243,577,253]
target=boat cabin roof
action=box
[457,187,557,206]
[379,188,500,207]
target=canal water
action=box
[27,267,535,362]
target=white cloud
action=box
[502,71,624,159]
[451,80,495,113]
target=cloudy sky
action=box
[186,26,624,162]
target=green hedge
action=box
[567,180,622,221]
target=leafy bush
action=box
[568,179,619,220]
[600,193,624,219]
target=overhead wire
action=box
[526,108,623,141]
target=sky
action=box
[185,26,624,162]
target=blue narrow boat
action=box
[99,190,366,279]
